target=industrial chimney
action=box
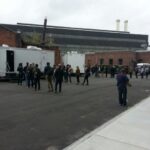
[124,20,128,32]
[42,17,47,47]
[116,19,120,31]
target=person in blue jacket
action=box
[116,69,131,106]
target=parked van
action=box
[137,63,150,68]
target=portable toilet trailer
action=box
[0,46,55,79]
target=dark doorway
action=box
[118,58,123,65]
[6,50,14,72]
[109,59,113,65]
[137,59,143,63]
[100,58,104,65]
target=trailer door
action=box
[6,50,14,72]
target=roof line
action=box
[0,24,16,33]
[17,22,130,34]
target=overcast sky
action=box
[0,0,150,41]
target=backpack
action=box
[46,66,53,76]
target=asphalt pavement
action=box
[0,76,149,150]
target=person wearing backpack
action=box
[44,62,54,92]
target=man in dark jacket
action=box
[82,66,90,85]
[54,64,64,93]
[44,62,54,92]
[17,63,24,85]
[116,69,131,106]
[23,62,29,86]
[34,64,41,91]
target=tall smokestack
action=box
[42,17,47,47]
[124,20,128,32]
[116,19,120,31]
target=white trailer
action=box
[137,63,150,67]
[62,52,85,73]
[0,46,55,77]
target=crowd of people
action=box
[90,64,150,79]
[17,62,149,106]
[17,63,150,90]
[17,62,42,91]
[17,62,91,93]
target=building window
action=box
[109,59,113,65]
[137,59,143,63]
[99,58,104,65]
[87,59,91,65]
[118,58,123,65]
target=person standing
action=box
[135,66,139,79]
[82,66,90,85]
[140,66,144,79]
[129,67,133,79]
[110,66,115,78]
[94,64,99,77]
[68,65,73,83]
[27,64,34,88]
[104,65,108,78]
[116,69,131,106]
[76,66,80,84]
[33,64,41,91]
[63,66,68,83]
[54,64,64,93]
[44,62,54,92]
[145,67,149,79]
[17,63,24,85]
[23,62,29,86]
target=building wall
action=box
[0,27,17,47]
[85,51,137,66]
[52,47,61,65]
[0,27,61,65]
[136,52,150,63]
[0,27,149,65]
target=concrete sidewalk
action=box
[64,96,150,150]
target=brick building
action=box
[0,22,149,66]
[85,50,150,67]
[86,51,135,66]
[0,26,18,47]
[0,24,61,65]
[136,51,150,63]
